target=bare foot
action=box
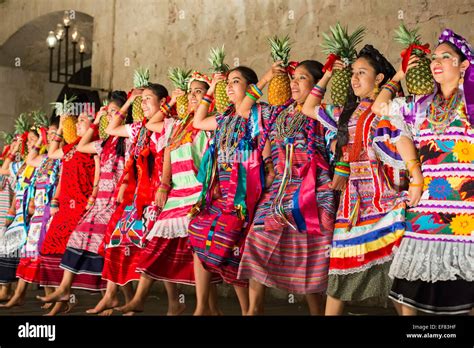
[98,308,115,316]
[86,295,120,315]
[210,308,224,316]
[36,288,70,303]
[41,303,53,310]
[0,290,12,302]
[44,302,67,316]
[193,307,213,316]
[0,295,25,309]
[167,302,186,316]
[117,299,145,314]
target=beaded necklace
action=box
[275,103,306,140]
[428,90,461,134]
[216,109,246,164]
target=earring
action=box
[460,71,465,85]
[373,85,380,96]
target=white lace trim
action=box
[329,254,394,276]
[389,237,474,282]
[146,215,190,239]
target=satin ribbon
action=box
[20,131,29,155]
[322,53,340,73]
[39,127,48,145]
[286,61,299,76]
[1,145,10,159]
[401,43,431,73]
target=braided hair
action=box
[335,44,397,161]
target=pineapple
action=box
[0,132,14,146]
[51,95,78,144]
[99,99,110,140]
[208,46,230,112]
[14,113,32,135]
[268,35,292,106]
[31,110,49,128]
[132,67,150,122]
[13,113,32,157]
[168,67,192,119]
[321,23,366,106]
[394,23,434,95]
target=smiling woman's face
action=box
[430,43,469,86]
[226,70,247,104]
[141,88,161,119]
[188,81,208,112]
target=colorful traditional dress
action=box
[0,175,13,237]
[318,99,408,302]
[0,162,35,283]
[137,116,209,284]
[387,90,474,314]
[101,121,169,286]
[39,140,96,288]
[238,101,336,294]
[16,155,60,283]
[60,136,125,291]
[187,104,266,286]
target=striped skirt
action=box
[238,189,335,294]
[39,254,106,290]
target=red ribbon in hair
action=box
[1,145,11,159]
[322,53,340,73]
[401,43,431,72]
[39,127,48,145]
[20,131,29,155]
[286,61,299,76]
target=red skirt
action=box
[16,257,41,284]
[39,254,106,290]
[102,245,141,286]
[137,237,195,285]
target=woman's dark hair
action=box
[228,66,258,85]
[104,90,129,157]
[335,44,397,161]
[438,41,468,62]
[190,79,210,91]
[144,83,169,100]
[49,114,60,128]
[298,60,324,83]
[140,83,169,179]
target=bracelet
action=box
[203,94,214,101]
[245,84,263,101]
[310,84,326,99]
[115,110,126,120]
[160,102,172,116]
[158,183,171,193]
[250,84,263,97]
[54,132,63,138]
[408,182,424,187]
[405,158,421,175]
[335,161,350,168]
[245,92,258,101]
[382,80,401,97]
[200,99,211,108]
[52,134,63,143]
[334,168,350,177]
